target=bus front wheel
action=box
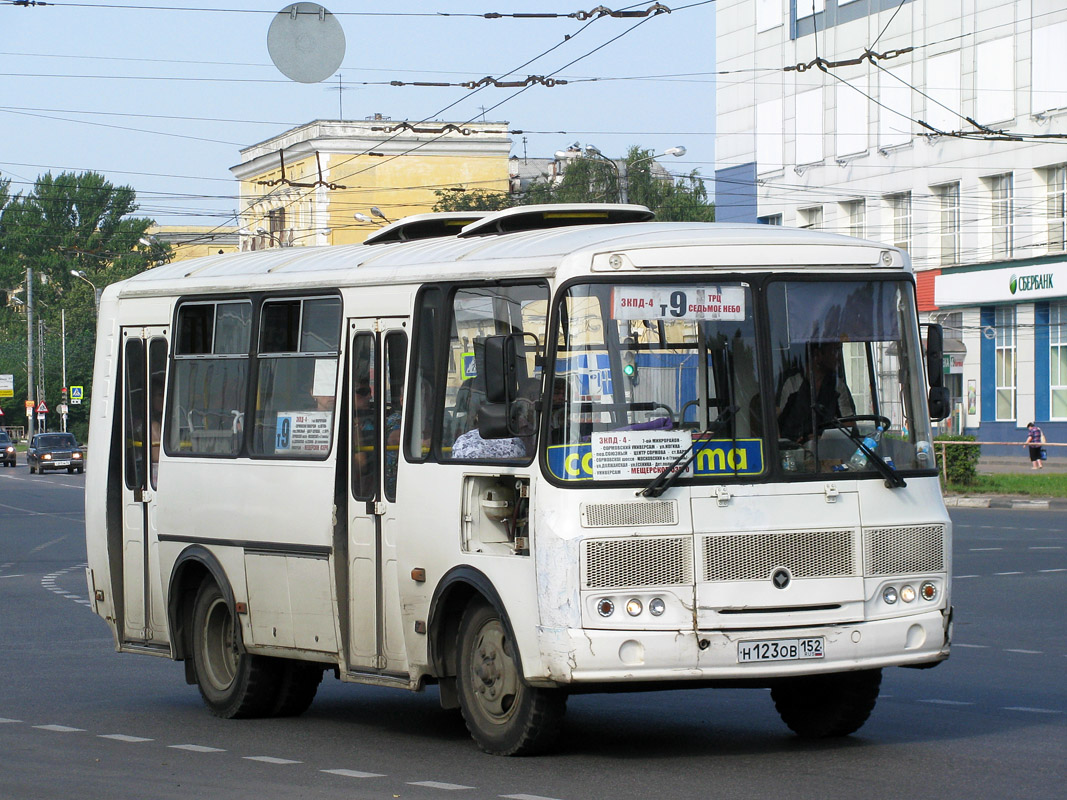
[191,580,280,719]
[771,668,882,738]
[456,601,566,755]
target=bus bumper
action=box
[534,608,950,685]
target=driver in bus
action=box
[776,340,855,443]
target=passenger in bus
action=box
[776,341,855,443]
[352,382,376,496]
[451,402,531,460]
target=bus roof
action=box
[113,215,907,300]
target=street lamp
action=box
[370,207,392,224]
[70,270,101,314]
[582,144,622,202]
[354,213,381,226]
[255,227,288,248]
[577,144,687,204]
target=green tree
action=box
[0,171,166,442]
[433,147,715,221]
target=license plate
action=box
[52,460,71,467]
[737,637,824,663]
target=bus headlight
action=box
[900,585,916,603]
[882,586,898,604]
[596,598,615,617]
[625,598,643,617]
[648,597,666,616]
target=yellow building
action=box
[146,226,240,262]
[230,117,512,250]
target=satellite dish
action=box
[267,3,346,84]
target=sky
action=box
[0,0,717,229]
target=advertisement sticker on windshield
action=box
[612,286,745,321]
[547,437,764,481]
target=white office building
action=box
[714,0,1067,449]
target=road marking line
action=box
[994,571,1023,576]
[99,734,153,743]
[1005,649,1043,654]
[954,575,980,579]
[0,718,22,724]
[1002,707,1062,714]
[969,547,1003,551]
[501,795,566,800]
[0,575,25,579]
[1030,546,1064,550]
[34,725,84,732]
[169,744,226,753]
[322,769,386,779]
[954,643,989,649]
[244,756,302,765]
[919,699,974,706]
[29,535,68,554]
[1039,568,1067,573]
[408,781,475,790]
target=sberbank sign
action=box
[1010,273,1055,294]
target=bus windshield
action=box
[545,278,935,484]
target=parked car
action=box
[27,432,84,474]
[0,431,15,467]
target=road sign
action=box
[70,385,84,405]
[0,373,13,399]
[37,401,48,413]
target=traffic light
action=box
[622,336,640,386]
[61,387,68,404]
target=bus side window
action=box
[383,331,408,501]
[351,332,376,501]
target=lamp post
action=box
[576,144,687,204]
[254,227,288,248]
[370,207,392,224]
[70,270,101,315]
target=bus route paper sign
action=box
[591,430,692,480]
[275,411,333,454]
[0,373,13,399]
[611,286,745,321]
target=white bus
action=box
[85,205,953,755]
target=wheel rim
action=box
[200,596,238,691]
[468,619,520,724]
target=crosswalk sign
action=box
[70,385,84,405]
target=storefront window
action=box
[1051,302,1067,419]
[995,306,1016,421]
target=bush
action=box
[934,434,981,485]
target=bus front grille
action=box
[583,536,693,589]
[580,500,678,528]
[863,524,946,576]
[701,529,857,582]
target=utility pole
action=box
[61,309,67,433]
[26,266,34,439]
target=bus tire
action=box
[456,600,566,755]
[191,579,280,719]
[270,659,323,717]
[771,668,882,738]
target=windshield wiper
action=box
[640,431,717,498]
[825,418,907,489]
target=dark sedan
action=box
[27,433,84,474]
[0,430,15,467]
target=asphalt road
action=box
[1,465,1064,799]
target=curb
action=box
[943,495,1060,510]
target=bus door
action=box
[346,320,409,675]
[119,326,170,646]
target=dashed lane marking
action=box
[995,571,1024,576]
[1005,649,1043,654]
[169,744,226,753]
[919,699,974,706]
[969,547,1003,551]
[0,718,22,724]
[322,769,386,779]
[502,795,566,800]
[100,734,153,743]
[33,725,84,733]
[1040,568,1067,573]
[955,575,980,579]
[954,643,989,648]
[244,756,303,765]
[408,781,476,790]
[1002,707,1063,714]
[1030,546,1065,550]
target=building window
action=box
[1051,302,1067,419]
[799,206,823,230]
[1048,164,1066,252]
[843,200,865,239]
[758,214,782,225]
[887,192,912,251]
[990,173,1014,258]
[995,305,1016,421]
[936,182,960,265]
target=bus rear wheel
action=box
[771,668,882,738]
[455,601,566,755]
[191,580,280,719]
[270,659,324,717]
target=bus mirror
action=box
[477,402,510,439]
[924,323,944,389]
[928,386,950,421]
[484,334,519,404]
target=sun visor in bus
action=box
[457,203,654,237]
[362,212,489,245]
[783,281,901,343]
